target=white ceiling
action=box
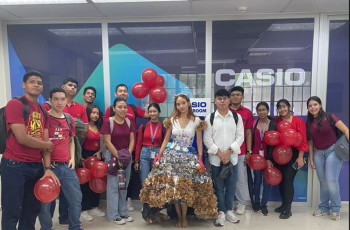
[0,0,348,21]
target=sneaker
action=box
[253,202,260,212]
[312,209,327,217]
[127,198,134,212]
[260,205,269,216]
[215,211,226,226]
[121,215,134,222]
[330,212,341,221]
[59,219,69,226]
[111,217,126,225]
[236,203,246,215]
[81,211,93,221]
[279,210,292,219]
[274,204,285,213]
[90,207,105,217]
[226,210,240,223]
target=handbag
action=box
[218,162,234,179]
[334,135,349,161]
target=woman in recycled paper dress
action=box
[140,94,217,228]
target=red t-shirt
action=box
[275,116,308,152]
[252,128,268,157]
[135,121,164,161]
[4,96,48,162]
[100,118,135,151]
[43,101,88,123]
[83,129,101,151]
[48,115,76,162]
[229,105,254,155]
[309,114,339,150]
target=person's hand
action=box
[41,169,60,186]
[266,160,273,168]
[94,151,101,160]
[68,158,75,169]
[153,153,161,165]
[310,160,315,169]
[45,141,54,152]
[198,158,205,173]
[296,157,304,169]
[134,162,139,171]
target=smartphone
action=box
[292,158,308,170]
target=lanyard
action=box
[150,121,160,145]
[258,119,269,149]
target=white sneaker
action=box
[312,209,327,217]
[90,207,106,217]
[127,198,134,212]
[236,203,246,215]
[226,210,240,223]
[215,211,226,226]
[121,215,134,222]
[81,211,93,221]
[330,212,341,221]
[110,217,126,225]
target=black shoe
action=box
[59,219,69,225]
[260,205,268,216]
[279,210,292,219]
[253,203,260,212]
[274,204,285,213]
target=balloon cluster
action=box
[131,68,167,103]
[76,156,107,193]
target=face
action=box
[62,81,77,97]
[230,90,244,105]
[22,75,43,96]
[148,106,160,120]
[90,108,100,122]
[83,89,96,104]
[257,105,269,119]
[115,86,128,101]
[50,92,67,112]
[113,101,127,118]
[277,102,290,117]
[307,100,322,117]
[175,96,190,114]
[214,95,229,110]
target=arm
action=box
[134,125,144,170]
[128,132,135,156]
[308,139,315,169]
[203,115,219,155]
[103,134,119,158]
[41,129,60,185]
[143,112,149,119]
[244,128,252,163]
[157,127,172,158]
[335,120,349,141]
[68,136,75,169]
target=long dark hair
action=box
[86,105,103,130]
[306,96,326,138]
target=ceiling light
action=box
[0,0,85,5]
[267,23,314,31]
[91,0,188,2]
[197,59,236,65]
[48,28,120,36]
[248,47,303,52]
[249,52,272,56]
[120,26,192,34]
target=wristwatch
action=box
[44,166,52,171]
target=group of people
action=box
[0,70,348,230]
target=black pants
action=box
[275,147,299,210]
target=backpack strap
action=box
[125,118,131,128]
[326,113,339,138]
[17,97,30,121]
[129,104,137,117]
[108,117,114,133]
[210,112,215,126]
[44,101,52,109]
[232,111,238,125]
[63,113,72,137]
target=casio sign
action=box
[192,101,207,113]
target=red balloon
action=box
[264,131,281,146]
[91,161,108,179]
[76,168,92,184]
[155,74,165,87]
[277,121,292,133]
[149,86,167,103]
[280,128,298,146]
[34,176,60,203]
[248,154,267,170]
[272,145,292,165]
[292,132,303,148]
[89,176,107,193]
[131,82,150,99]
[142,68,157,88]
[85,156,99,170]
[264,167,282,185]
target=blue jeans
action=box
[253,169,271,205]
[313,144,343,213]
[211,163,238,213]
[105,151,131,220]
[140,146,160,185]
[49,190,69,222]
[1,157,43,230]
[39,164,82,230]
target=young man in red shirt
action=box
[104,83,149,211]
[38,87,83,230]
[1,70,58,230]
[229,86,254,215]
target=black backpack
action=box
[0,97,47,154]
[209,111,238,126]
[63,113,82,168]
[110,104,137,117]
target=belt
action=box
[51,161,68,166]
